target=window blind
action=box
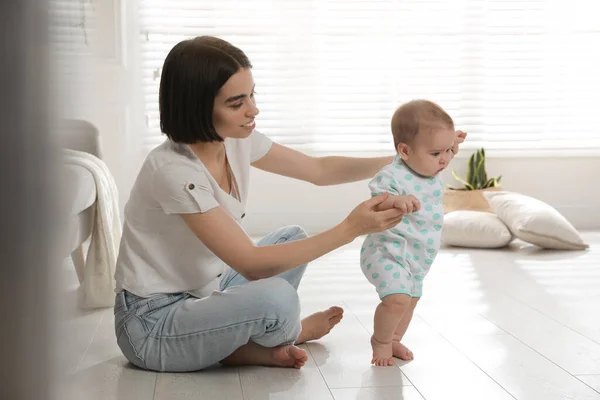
[49,0,95,110]
[138,0,600,153]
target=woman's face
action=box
[213,68,259,139]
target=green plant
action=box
[448,148,502,190]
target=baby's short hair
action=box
[391,100,454,148]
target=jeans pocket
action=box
[139,309,163,332]
[138,294,185,333]
[115,313,148,369]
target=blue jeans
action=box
[114,226,308,372]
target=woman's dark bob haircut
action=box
[159,36,252,144]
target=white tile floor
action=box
[59,231,600,400]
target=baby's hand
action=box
[392,195,420,214]
[451,130,467,155]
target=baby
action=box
[360,100,466,366]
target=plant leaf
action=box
[451,169,475,190]
[480,148,488,183]
[466,153,475,185]
[484,178,496,188]
[476,154,486,189]
[470,151,479,188]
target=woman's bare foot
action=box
[221,342,308,369]
[370,336,395,366]
[295,306,344,344]
[271,345,308,369]
[391,341,414,361]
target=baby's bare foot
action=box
[296,306,344,344]
[392,341,414,361]
[271,345,308,369]
[370,336,395,366]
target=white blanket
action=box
[63,149,121,308]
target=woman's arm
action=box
[315,155,394,185]
[253,131,467,185]
[182,193,403,281]
[251,143,393,186]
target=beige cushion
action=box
[483,191,589,250]
[442,210,513,248]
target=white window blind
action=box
[49,0,95,110]
[139,0,600,154]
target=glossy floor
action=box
[60,232,600,400]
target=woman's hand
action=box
[342,193,405,239]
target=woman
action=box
[114,36,403,372]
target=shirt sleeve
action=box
[368,168,407,197]
[152,163,220,215]
[248,130,273,162]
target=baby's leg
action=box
[391,297,420,360]
[371,293,411,366]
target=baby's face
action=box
[402,128,455,177]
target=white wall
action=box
[72,1,600,234]
[59,0,143,210]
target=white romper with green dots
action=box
[360,156,444,299]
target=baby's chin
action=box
[421,170,443,179]
[431,165,448,176]
[404,160,443,178]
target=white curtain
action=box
[138,0,600,154]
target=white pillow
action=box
[442,210,513,248]
[483,191,589,250]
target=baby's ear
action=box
[396,143,410,159]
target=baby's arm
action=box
[376,194,420,213]
[368,170,420,213]
[390,194,420,213]
[373,195,398,212]
[451,130,467,156]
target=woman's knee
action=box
[257,225,308,247]
[248,277,301,344]
[250,277,301,318]
[286,225,308,241]
[274,225,308,243]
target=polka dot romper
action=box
[360,156,444,299]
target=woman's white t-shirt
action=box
[114,130,273,298]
